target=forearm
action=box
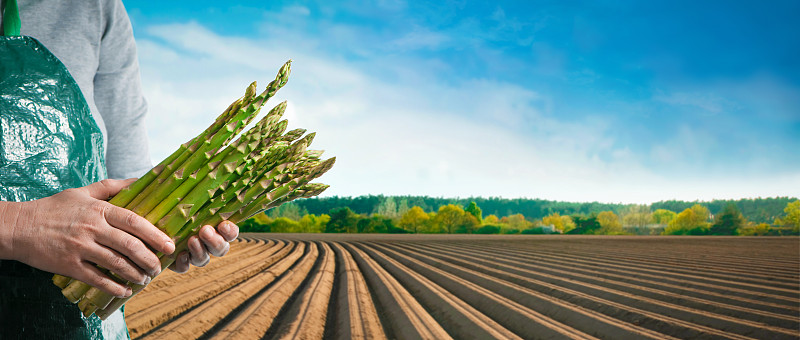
[94,0,151,179]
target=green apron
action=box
[0,0,121,338]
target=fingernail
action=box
[142,276,151,285]
[125,287,133,298]
[164,241,175,254]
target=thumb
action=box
[81,178,138,200]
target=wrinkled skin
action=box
[0,178,238,297]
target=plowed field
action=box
[126,234,800,339]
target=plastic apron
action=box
[0,0,126,338]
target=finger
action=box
[81,178,137,201]
[188,236,210,267]
[199,225,230,257]
[97,227,162,277]
[74,262,132,298]
[217,221,239,242]
[103,203,175,255]
[169,252,190,274]
[85,243,150,284]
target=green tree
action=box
[740,223,771,236]
[475,225,501,234]
[396,198,410,219]
[433,204,478,234]
[433,204,460,233]
[374,196,398,219]
[483,214,500,225]
[325,207,359,233]
[775,200,800,233]
[240,218,270,232]
[268,202,305,220]
[753,223,771,236]
[651,209,677,225]
[455,215,479,234]
[568,214,601,234]
[664,204,710,235]
[710,203,745,235]
[596,211,624,235]
[465,201,483,224]
[542,212,576,234]
[252,212,272,225]
[502,214,532,232]
[357,215,393,233]
[622,205,651,228]
[241,213,272,232]
[269,217,302,233]
[298,214,330,233]
[421,211,438,233]
[399,206,429,233]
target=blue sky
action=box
[125,1,799,204]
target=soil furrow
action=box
[368,242,656,340]
[481,241,800,288]
[342,242,453,340]
[269,242,336,340]
[465,242,800,304]
[355,242,526,340]
[391,242,760,340]
[126,235,800,340]
[212,242,320,339]
[466,237,800,270]
[128,240,289,338]
[445,241,800,315]
[141,241,305,339]
[534,247,799,288]
[139,240,262,291]
[327,242,387,340]
[128,239,280,314]
[425,241,800,332]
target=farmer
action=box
[0,0,238,338]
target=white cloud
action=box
[654,91,727,113]
[388,27,451,51]
[284,5,311,16]
[377,0,407,10]
[135,21,796,204]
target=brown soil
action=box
[126,234,800,340]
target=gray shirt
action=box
[1,0,152,179]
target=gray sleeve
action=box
[94,0,152,179]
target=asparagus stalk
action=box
[85,129,304,311]
[144,102,288,225]
[59,60,336,320]
[87,156,329,317]
[95,165,322,316]
[62,279,95,303]
[58,82,268,306]
[52,274,72,289]
[126,59,290,212]
[128,98,262,217]
[121,83,256,210]
[83,104,291,310]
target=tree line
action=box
[285,196,794,224]
[239,197,800,236]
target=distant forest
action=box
[286,196,796,224]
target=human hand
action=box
[3,179,175,298]
[168,221,238,273]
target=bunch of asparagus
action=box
[50,60,334,319]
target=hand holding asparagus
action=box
[50,60,335,319]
